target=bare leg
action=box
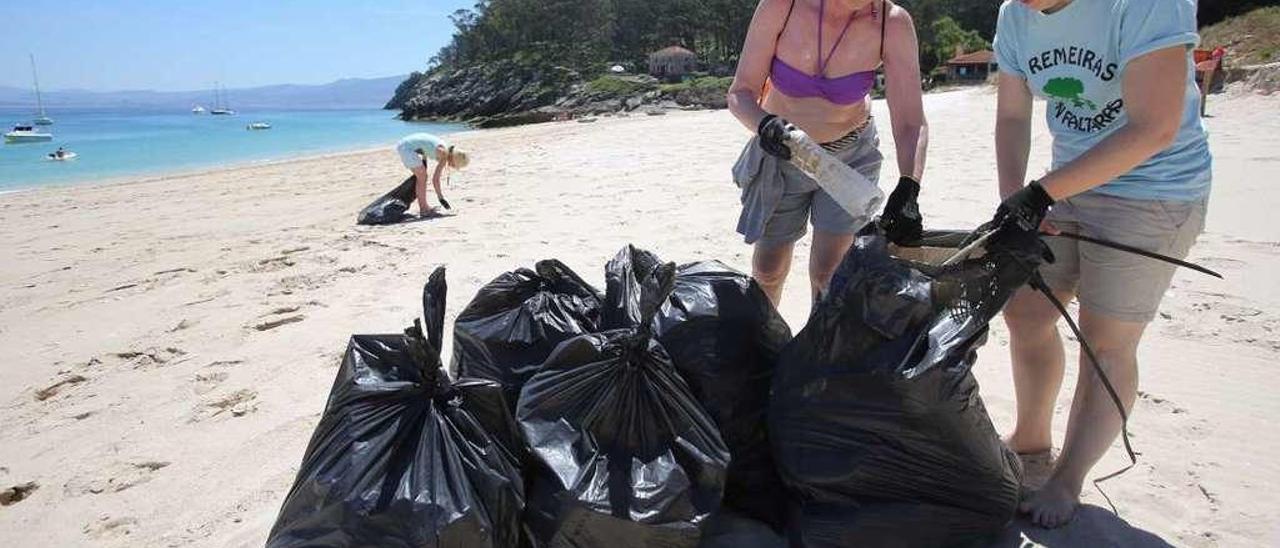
[1002,286,1075,455]
[1021,307,1145,528]
[807,230,856,301]
[411,165,431,214]
[751,241,795,306]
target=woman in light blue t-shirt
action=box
[986,0,1211,528]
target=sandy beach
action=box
[1,88,1277,547]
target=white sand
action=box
[1,88,1276,547]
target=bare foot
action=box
[1019,477,1081,528]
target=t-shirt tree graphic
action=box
[992,0,1212,201]
[1043,77,1097,111]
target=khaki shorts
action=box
[1039,192,1207,323]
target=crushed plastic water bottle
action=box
[785,128,885,223]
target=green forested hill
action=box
[430,0,995,75]
[389,0,1270,123]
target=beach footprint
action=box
[65,461,171,496]
[0,481,39,506]
[251,304,307,332]
[192,389,259,422]
[34,374,89,401]
[111,347,189,370]
[82,515,139,541]
[192,371,230,395]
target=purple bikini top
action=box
[769,0,885,105]
[770,58,876,105]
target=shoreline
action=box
[0,145,391,197]
[3,89,996,197]
[0,127,484,198]
[0,108,471,195]
[0,111,721,199]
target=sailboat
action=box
[30,54,53,126]
[192,104,207,114]
[210,82,236,115]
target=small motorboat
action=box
[4,124,53,143]
[192,105,207,114]
[246,121,271,130]
[47,149,78,161]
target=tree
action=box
[429,0,759,73]
[927,16,991,68]
[896,0,993,73]
[425,0,1004,77]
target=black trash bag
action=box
[696,510,787,548]
[356,175,417,225]
[616,248,792,529]
[769,226,1029,547]
[268,267,528,548]
[517,247,730,548]
[454,259,603,410]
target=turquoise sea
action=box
[0,107,463,191]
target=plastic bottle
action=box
[785,128,885,222]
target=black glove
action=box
[984,181,1056,273]
[880,176,924,245]
[757,114,794,161]
[994,181,1055,233]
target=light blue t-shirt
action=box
[994,0,1212,201]
[398,133,446,156]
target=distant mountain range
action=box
[0,76,405,110]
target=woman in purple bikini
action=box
[728,0,928,306]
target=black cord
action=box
[1046,232,1222,279]
[1028,272,1138,515]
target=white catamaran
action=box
[30,53,53,126]
[4,124,53,144]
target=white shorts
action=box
[396,142,426,171]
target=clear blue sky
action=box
[0,0,473,91]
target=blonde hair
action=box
[447,147,470,170]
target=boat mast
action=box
[29,53,46,117]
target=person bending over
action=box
[395,132,469,216]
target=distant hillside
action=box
[1201,7,1280,67]
[0,76,405,110]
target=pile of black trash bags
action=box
[268,226,1030,548]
